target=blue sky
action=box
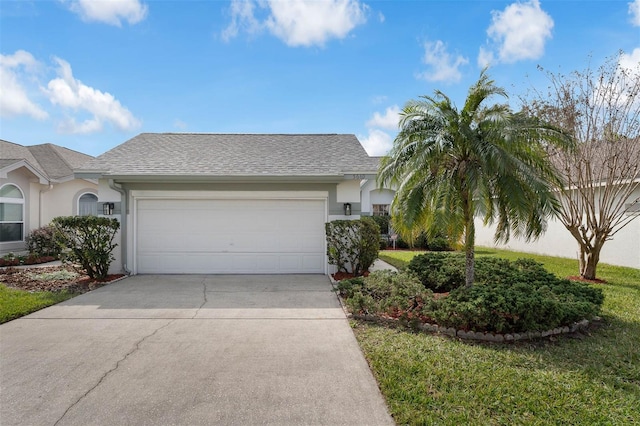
[1,0,639,157]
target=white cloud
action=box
[45,57,141,134]
[63,0,148,26]
[417,40,468,83]
[359,128,393,156]
[483,0,553,63]
[174,119,188,130]
[222,0,368,47]
[0,50,48,120]
[617,48,640,108]
[366,105,400,130]
[619,48,640,74]
[630,0,640,26]
[477,46,494,68]
[221,0,261,41]
[371,95,388,105]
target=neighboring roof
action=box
[0,140,94,182]
[78,133,380,179]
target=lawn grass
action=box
[0,284,78,324]
[360,248,640,425]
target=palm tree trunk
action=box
[465,217,475,287]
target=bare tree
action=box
[523,52,640,279]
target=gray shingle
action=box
[80,133,379,177]
[1,140,94,181]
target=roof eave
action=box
[89,174,350,184]
[1,160,49,184]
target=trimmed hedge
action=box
[326,218,380,276]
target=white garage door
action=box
[135,198,326,274]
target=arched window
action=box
[0,184,25,243]
[78,193,98,216]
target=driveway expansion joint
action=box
[52,318,176,426]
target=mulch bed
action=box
[0,265,125,293]
[567,276,607,284]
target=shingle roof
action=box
[79,133,380,177]
[0,140,94,181]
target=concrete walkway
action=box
[0,275,394,426]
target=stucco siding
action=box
[475,187,640,270]
[1,169,35,254]
[40,180,97,224]
[100,180,362,274]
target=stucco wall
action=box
[1,169,35,254]
[40,180,98,224]
[1,169,98,255]
[475,187,640,270]
[360,179,395,215]
[99,180,362,274]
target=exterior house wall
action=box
[475,186,640,270]
[40,180,98,224]
[360,179,395,216]
[1,169,98,256]
[1,169,37,254]
[99,179,362,274]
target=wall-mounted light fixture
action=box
[343,203,351,216]
[103,202,115,215]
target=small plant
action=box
[52,216,120,280]
[339,270,432,323]
[26,225,61,258]
[0,253,21,267]
[27,270,79,282]
[326,218,380,276]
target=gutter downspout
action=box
[108,179,131,275]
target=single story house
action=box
[76,133,379,275]
[1,140,97,255]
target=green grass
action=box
[0,284,78,324]
[361,248,640,425]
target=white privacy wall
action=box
[475,193,640,270]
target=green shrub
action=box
[52,216,120,280]
[26,225,61,258]
[426,236,453,251]
[338,270,433,324]
[426,277,603,333]
[370,215,390,234]
[326,218,380,276]
[407,252,466,292]
[343,253,604,334]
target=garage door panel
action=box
[136,198,326,274]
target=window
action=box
[0,184,24,242]
[78,193,98,216]
[372,204,390,216]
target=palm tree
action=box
[378,70,571,287]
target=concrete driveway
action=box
[0,275,394,426]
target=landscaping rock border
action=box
[330,274,594,343]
